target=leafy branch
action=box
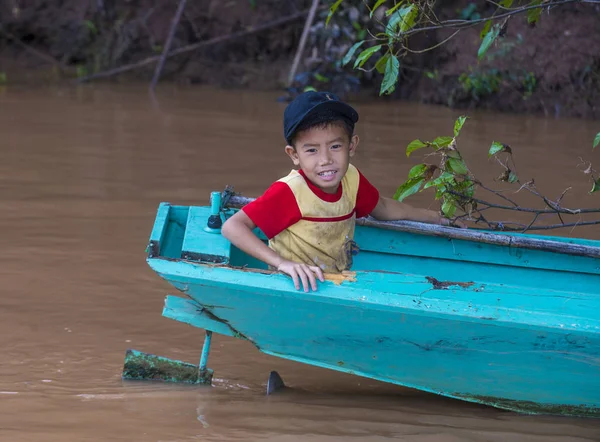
[328,0,600,95]
[393,118,600,232]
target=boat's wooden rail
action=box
[224,195,600,259]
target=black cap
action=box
[283,91,359,143]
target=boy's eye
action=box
[306,148,317,154]
[331,144,342,150]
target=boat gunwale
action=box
[148,256,600,332]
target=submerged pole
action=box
[199,330,213,371]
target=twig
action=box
[450,190,600,214]
[472,180,520,207]
[150,0,187,91]
[78,10,311,83]
[404,29,461,54]
[522,213,540,233]
[288,0,319,86]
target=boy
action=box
[222,91,459,292]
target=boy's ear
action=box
[348,134,359,158]
[285,145,300,166]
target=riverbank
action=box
[0,0,598,119]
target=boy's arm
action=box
[221,210,324,291]
[370,196,463,227]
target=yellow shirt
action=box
[269,165,361,272]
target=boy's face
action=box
[285,123,358,194]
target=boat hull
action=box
[150,258,600,418]
[138,201,600,417]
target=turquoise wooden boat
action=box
[124,191,600,418]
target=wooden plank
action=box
[147,202,171,257]
[354,226,600,276]
[181,207,231,263]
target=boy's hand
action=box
[277,260,325,292]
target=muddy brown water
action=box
[1,85,599,441]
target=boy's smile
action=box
[285,123,358,194]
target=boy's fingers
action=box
[289,269,300,290]
[311,266,325,282]
[298,265,316,291]
[305,268,317,291]
[297,266,309,292]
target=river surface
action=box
[0,85,598,441]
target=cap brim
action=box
[286,100,359,142]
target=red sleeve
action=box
[242,182,301,239]
[355,169,380,218]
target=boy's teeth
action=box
[319,171,335,176]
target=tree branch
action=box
[150,0,187,91]
[400,0,600,38]
[450,190,600,214]
[78,10,313,83]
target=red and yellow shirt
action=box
[243,164,379,272]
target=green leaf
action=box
[435,185,447,200]
[374,53,390,74]
[370,0,387,18]
[84,20,97,35]
[488,141,505,157]
[447,150,461,159]
[480,20,492,39]
[527,0,542,25]
[500,0,514,7]
[406,139,427,157]
[478,24,500,61]
[590,178,600,194]
[385,1,408,17]
[76,65,87,78]
[457,179,476,198]
[454,116,467,137]
[408,163,427,179]
[424,172,454,189]
[386,5,417,36]
[433,136,453,149]
[447,158,469,175]
[398,4,418,33]
[342,41,365,66]
[326,0,344,26]
[354,45,382,68]
[380,54,399,95]
[385,1,403,16]
[393,177,424,201]
[508,171,519,183]
[442,198,457,218]
[593,132,600,150]
[314,73,330,82]
[303,86,317,92]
